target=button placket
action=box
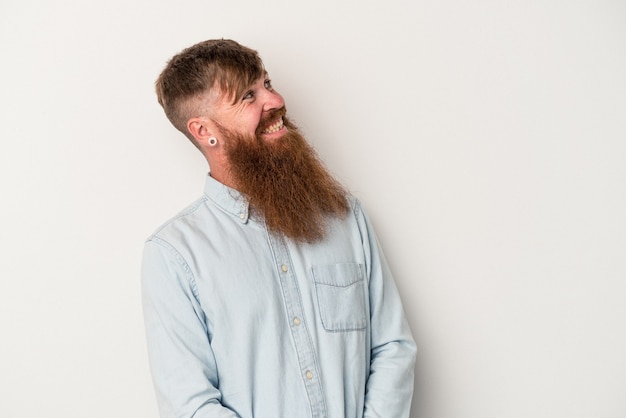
[269,234,327,417]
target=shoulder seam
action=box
[145,236,200,299]
[149,196,208,238]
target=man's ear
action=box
[187,117,215,144]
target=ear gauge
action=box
[208,137,218,146]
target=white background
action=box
[1,1,625,417]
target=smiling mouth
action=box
[261,117,284,134]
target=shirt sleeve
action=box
[355,201,418,418]
[141,237,240,418]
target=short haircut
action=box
[155,39,264,144]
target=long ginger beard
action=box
[221,108,349,243]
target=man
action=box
[142,39,416,418]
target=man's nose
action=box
[262,90,285,112]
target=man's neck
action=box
[205,155,237,190]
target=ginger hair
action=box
[155,39,264,146]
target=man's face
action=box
[201,72,348,243]
[209,73,287,144]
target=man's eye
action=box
[243,91,254,100]
[264,79,273,90]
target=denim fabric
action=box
[142,174,416,418]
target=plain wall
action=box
[1,1,625,417]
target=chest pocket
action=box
[311,263,367,332]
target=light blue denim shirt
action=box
[142,174,416,418]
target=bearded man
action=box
[142,39,417,418]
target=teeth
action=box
[262,118,284,134]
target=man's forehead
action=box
[223,69,269,90]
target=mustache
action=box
[255,107,287,136]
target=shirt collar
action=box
[203,173,250,223]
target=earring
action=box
[208,137,218,146]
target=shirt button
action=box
[305,370,313,380]
[293,317,301,326]
[239,213,245,220]
[281,264,288,272]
